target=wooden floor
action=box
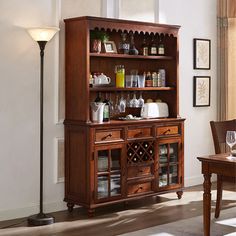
[0,183,235,236]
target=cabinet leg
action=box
[176,191,183,199]
[88,208,95,217]
[67,202,75,212]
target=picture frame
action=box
[103,41,117,53]
[193,38,211,70]
[193,76,211,107]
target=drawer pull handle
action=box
[101,133,112,140]
[138,169,144,173]
[135,186,143,193]
[163,129,171,135]
[134,131,143,137]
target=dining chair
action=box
[210,119,236,218]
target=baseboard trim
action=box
[0,201,67,222]
[185,174,217,187]
[1,175,217,221]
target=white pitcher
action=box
[90,102,105,123]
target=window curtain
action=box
[217,0,236,120]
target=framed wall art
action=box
[193,76,211,107]
[193,38,211,70]
[103,41,117,53]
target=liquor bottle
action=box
[143,142,149,149]
[145,71,152,87]
[152,72,158,87]
[149,35,157,55]
[128,150,133,157]
[132,156,138,163]
[103,93,110,122]
[94,92,102,102]
[158,35,165,55]
[141,37,149,56]
[142,155,148,161]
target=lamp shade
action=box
[27,27,59,42]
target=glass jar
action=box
[115,65,125,88]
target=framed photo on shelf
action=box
[193,38,211,70]
[103,41,117,53]
[193,76,211,107]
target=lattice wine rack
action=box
[127,141,155,165]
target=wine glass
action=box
[119,93,126,113]
[226,131,236,156]
[114,94,120,115]
[138,92,144,107]
[130,92,139,108]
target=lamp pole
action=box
[27,27,59,226]
[38,41,46,217]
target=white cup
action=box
[125,75,133,87]
[138,75,145,88]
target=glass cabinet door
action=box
[158,139,181,188]
[95,146,123,201]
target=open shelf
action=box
[90,86,175,92]
[90,53,174,60]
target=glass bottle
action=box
[149,35,157,56]
[103,93,110,122]
[141,37,149,56]
[158,35,165,55]
[152,72,158,87]
[115,65,125,88]
[145,71,152,87]
[94,92,102,102]
[129,32,139,55]
[118,32,130,54]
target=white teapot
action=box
[94,73,111,85]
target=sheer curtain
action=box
[218,0,236,120]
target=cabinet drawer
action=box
[127,166,152,179]
[127,182,152,195]
[127,127,152,139]
[95,129,123,143]
[156,126,179,136]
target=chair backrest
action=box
[210,119,236,154]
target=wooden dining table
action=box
[197,153,236,236]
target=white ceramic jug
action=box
[90,102,105,123]
[94,73,111,85]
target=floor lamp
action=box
[27,27,59,226]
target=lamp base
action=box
[28,213,54,226]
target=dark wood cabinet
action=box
[64,16,185,216]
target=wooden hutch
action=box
[64,16,185,216]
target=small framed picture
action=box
[104,41,117,53]
[193,76,211,107]
[193,38,211,70]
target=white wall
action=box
[0,0,217,221]
[119,0,155,22]
[159,0,217,186]
[0,0,64,221]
